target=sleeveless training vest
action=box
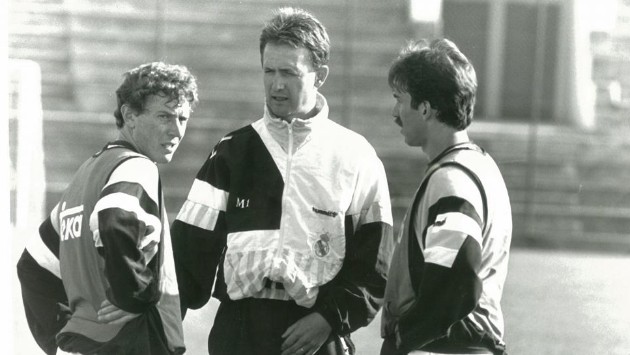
[53,143,185,353]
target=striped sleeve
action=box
[176,136,230,231]
[176,178,228,230]
[396,166,484,352]
[172,141,230,311]
[421,167,484,269]
[25,204,61,278]
[91,157,162,313]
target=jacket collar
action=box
[263,93,329,129]
[262,94,329,153]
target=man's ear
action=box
[418,101,429,117]
[314,65,329,88]
[121,104,136,128]
[419,101,435,120]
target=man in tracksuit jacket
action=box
[380,39,512,355]
[16,62,198,354]
[171,7,394,355]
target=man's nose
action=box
[169,118,185,138]
[272,74,285,91]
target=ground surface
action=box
[12,248,630,354]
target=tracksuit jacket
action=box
[381,143,512,355]
[17,141,185,355]
[172,94,394,335]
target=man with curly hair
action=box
[16,62,198,355]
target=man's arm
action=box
[313,151,394,335]
[16,214,68,355]
[395,168,484,352]
[92,157,163,313]
[314,220,393,334]
[171,143,230,313]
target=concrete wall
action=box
[8,0,630,250]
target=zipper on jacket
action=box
[273,120,294,276]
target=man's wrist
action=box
[395,323,402,348]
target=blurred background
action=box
[5,0,630,354]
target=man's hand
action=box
[281,312,332,355]
[97,299,140,324]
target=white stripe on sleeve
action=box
[25,235,60,278]
[186,178,229,211]
[176,200,221,231]
[424,212,482,268]
[105,158,159,206]
[89,192,162,249]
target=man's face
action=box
[128,94,191,164]
[262,43,323,121]
[391,89,427,147]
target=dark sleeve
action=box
[314,221,393,335]
[396,174,484,352]
[396,240,482,352]
[16,217,69,355]
[171,143,230,313]
[171,218,226,313]
[313,151,394,334]
[95,159,163,313]
[98,206,160,313]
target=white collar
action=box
[263,93,329,128]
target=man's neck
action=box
[116,130,138,152]
[425,129,470,161]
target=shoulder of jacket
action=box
[214,124,257,149]
[227,124,256,139]
[320,120,376,153]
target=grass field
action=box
[12,248,630,355]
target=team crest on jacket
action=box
[314,233,331,257]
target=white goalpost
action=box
[8,58,47,355]
[1,3,13,352]
[10,59,47,233]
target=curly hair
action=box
[259,7,330,69]
[388,39,477,130]
[114,62,199,128]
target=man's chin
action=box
[268,104,291,119]
[155,154,174,164]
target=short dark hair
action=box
[259,7,330,69]
[388,39,477,130]
[114,62,199,128]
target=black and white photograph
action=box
[5,0,630,354]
